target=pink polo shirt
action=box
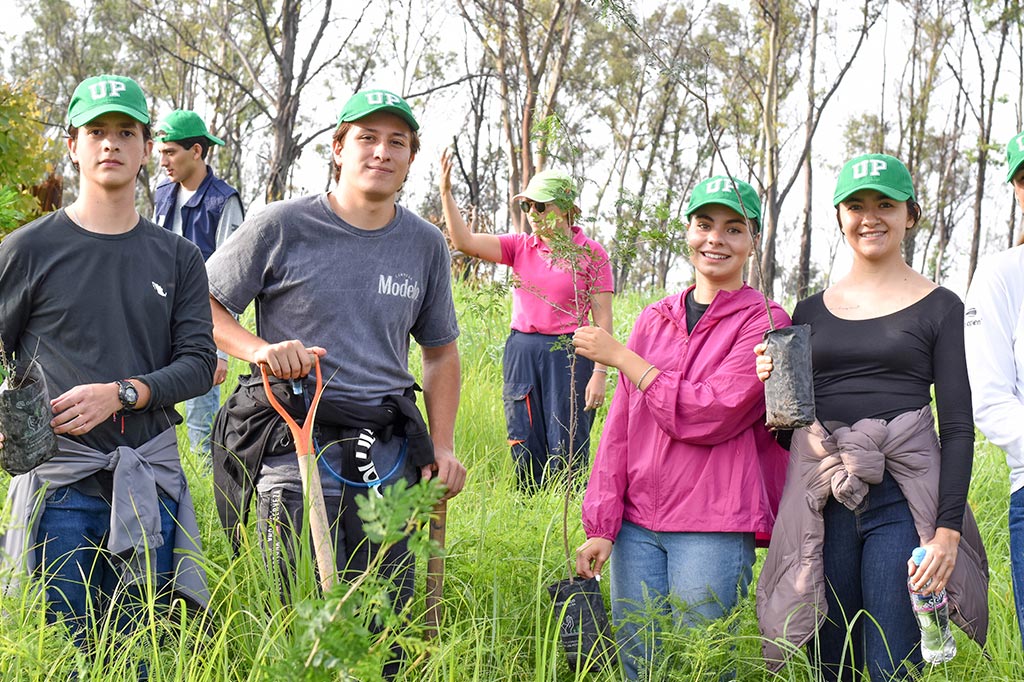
[497,225,614,335]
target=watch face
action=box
[119,380,138,408]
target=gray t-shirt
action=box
[207,194,459,407]
[207,194,458,494]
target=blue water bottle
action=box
[908,546,956,664]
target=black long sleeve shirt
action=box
[793,288,974,532]
[0,210,216,454]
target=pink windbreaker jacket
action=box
[582,285,791,545]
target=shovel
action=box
[260,356,336,592]
[424,499,446,639]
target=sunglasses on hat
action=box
[519,200,548,214]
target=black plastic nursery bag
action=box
[0,363,58,476]
[763,325,816,429]
[548,576,615,673]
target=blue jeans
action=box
[610,520,755,680]
[1009,486,1024,646]
[502,331,594,492]
[815,471,922,681]
[185,384,220,456]
[34,486,178,642]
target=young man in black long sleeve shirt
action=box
[0,74,216,645]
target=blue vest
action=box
[154,165,241,261]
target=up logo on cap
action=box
[365,91,403,107]
[87,79,128,100]
[851,159,888,179]
[67,75,150,126]
[703,177,732,194]
[833,153,914,204]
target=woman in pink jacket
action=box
[573,176,790,679]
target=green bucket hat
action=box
[685,176,762,224]
[1006,132,1024,182]
[512,170,580,211]
[67,75,150,127]
[154,110,224,146]
[336,89,419,131]
[833,153,915,205]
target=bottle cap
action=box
[911,546,927,565]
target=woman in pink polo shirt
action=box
[440,150,614,491]
[572,176,789,679]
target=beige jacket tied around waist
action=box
[756,406,989,670]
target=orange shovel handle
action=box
[260,356,324,455]
[259,355,335,591]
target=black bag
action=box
[763,325,816,429]
[547,577,615,673]
[0,362,58,476]
[211,371,305,547]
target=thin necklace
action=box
[67,204,85,228]
[66,204,138,233]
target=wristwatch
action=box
[116,379,139,411]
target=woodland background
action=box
[2,0,1024,301]
[2,2,1024,680]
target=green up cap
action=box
[67,75,150,127]
[685,175,761,223]
[512,170,580,211]
[154,110,224,146]
[833,153,915,206]
[1006,132,1024,182]
[336,89,418,131]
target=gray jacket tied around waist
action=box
[0,427,208,608]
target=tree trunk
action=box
[965,0,1011,284]
[796,0,818,300]
[755,0,781,298]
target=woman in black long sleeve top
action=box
[755,154,982,682]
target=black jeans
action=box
[256,437,418,678]
[502,330,594,491]
[255,486,414,604]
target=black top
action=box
[684,289,710,333]
[0,210,216,453]
[793,288,974,532]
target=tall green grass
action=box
[1,281,1021,680]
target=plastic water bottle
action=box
[908,546,956,664]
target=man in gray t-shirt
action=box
[206,89,465,672]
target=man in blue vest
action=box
[153,110,244,458]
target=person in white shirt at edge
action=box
[964,131,1024,648]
